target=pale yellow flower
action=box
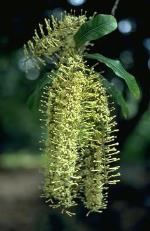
[24,13,120,215]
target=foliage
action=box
[0,52,40,153]
[102,78,129,118]
[74,14,117,47]
[0,151,42,169]
[86,53,140,99]
[122,104,150,163]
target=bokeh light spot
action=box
[26,68,40,81]
[44,8,64,20]
[120,50,134,69]
[18,57,39,80]
[147,58,150,70]
[118,19,136,34]
[18,57,34,72]
[67,0,86,6]
[143,38,150,52]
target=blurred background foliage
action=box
[0,50,40,154]
[0,0,150,231]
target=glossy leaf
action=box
[102,78,129,118]
[74,14,117,48]
[86,53,141,99]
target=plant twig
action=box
[111,0,121,16]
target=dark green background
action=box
[0,1,150,231]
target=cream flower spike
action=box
[24,12,87,68]
[24,12,120,216]
[40,54,120,215]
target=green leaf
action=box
[102,78,129,118]
[27,86,40,110]
[27,75,52,110]
[74,14,117,48]
[86,53,141,99]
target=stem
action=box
[111,0,121,16]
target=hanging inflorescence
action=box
[24,12,120,216]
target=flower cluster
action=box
[24,13,87,68]
[25,13,120,215]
